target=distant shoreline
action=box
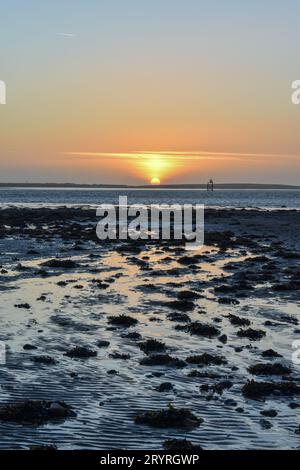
[0,183,299,190]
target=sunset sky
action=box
[0,0,299,184]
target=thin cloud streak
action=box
[57,33,77,37]
[62,151,300,162]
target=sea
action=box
[0,188,299,209]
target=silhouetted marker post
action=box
[207,178,214,191]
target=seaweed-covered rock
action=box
[218,297,240,305]
[242,380,300,399]
[40,259,77,269]
[135,404,202,428]
[109,352,131,360]
[0,400,76,424]
[262,349,283,358]
[23,344,37,350]
[186,353,227,366]
[96,340,110,348]
[272,281,300,292]
[227,314,251,327]
[65,346,97,358]
[15,303,31,309]
[108,315,138,328]
[156,382,174,392]
[237,328,266,341]
[31,356,57,365]
[125,331,142,340]
[167,312,190,323]
[213,380,234,394]
[218,334,227,344]
[138,339,166,354]
[259,418,272,429]
[176,321,220,338]
[165,300,195,311]
[260,409,278,418]
[177,290,201,301]
[140,354,186,368]
[248,363,291,376]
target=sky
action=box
[0,0,299,185]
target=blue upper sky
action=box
[0,0,299,183]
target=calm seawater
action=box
[0,188,299,209]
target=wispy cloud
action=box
[61,151,300,162]
[57,33,77,37]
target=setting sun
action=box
[150,177,161,185]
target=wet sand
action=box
[0,207,299,449]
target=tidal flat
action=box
[0,206,299,450]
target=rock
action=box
[218,297,240,305]
[260,409,278,418]
[273,281,300,292]
[0,400,76,424]
[218,334,227,344]
[125,332,142,340]
[135,404,203,428]
[37,295,47,301]
[227,314,251,327]
[31,356,57,365]
[139,339,166,354]
[91,279,110,289]
[109,352,131,360]
[176,321,220,338]
[177,290,201,301]
[236,407,244,413]
[23,344,37,350]
[156,382,174,392]
[65,346,97,358]
[259,419,272,429]
[248,363,291,376]
[237,328,266,341]
[242,380,300,399]
[186,353,227,366]
[262,349,283,358]
[40,259,77,268]
[247,255,272,264]
[167,312,191,323]
[289,402,300,409]
[165,300,195,311]
[214,380,234,394]
[224,399,237,407]
[96,340,110,348]
[140,354,186,368]
[108,315,138,328]
[27,250,40,255]
[177,255,201,265]
[15,303,31,309]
